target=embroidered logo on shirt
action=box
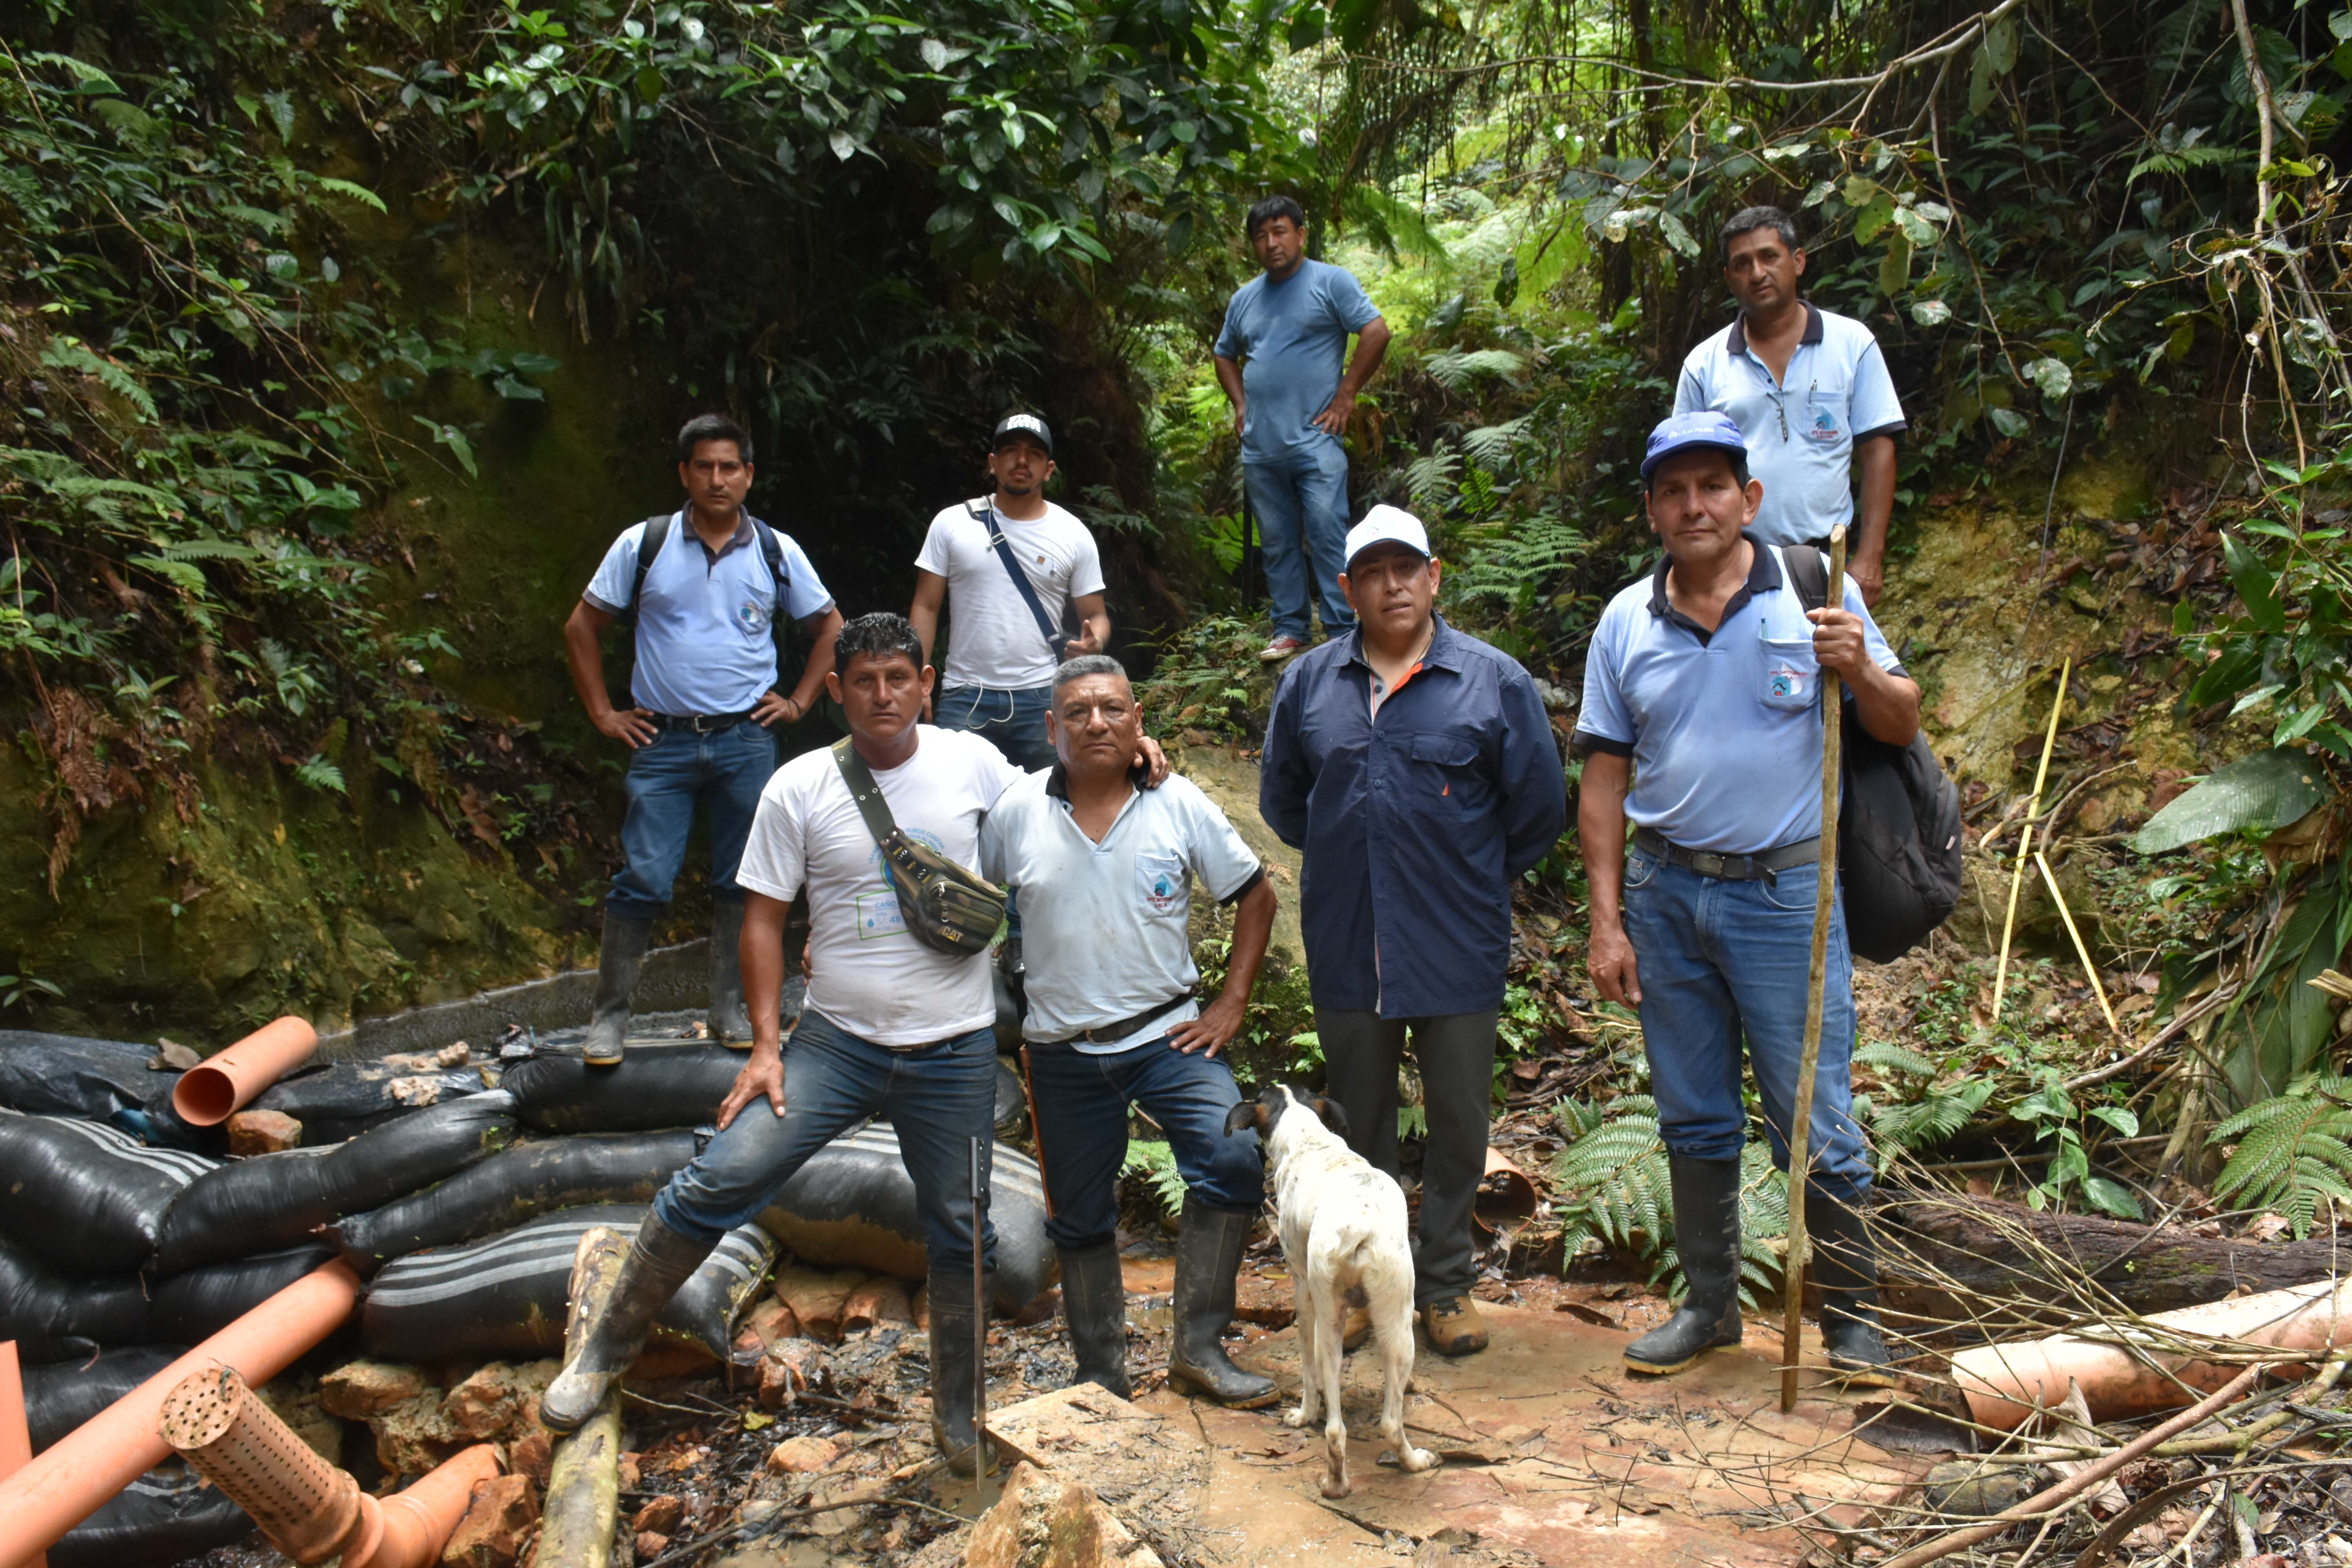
[1135,853,1187,917]
[1807,406,1841,443]
[736,599,766,633]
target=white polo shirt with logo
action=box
[980,770,1263,1055]
[1673,303,1905,548]
[913,500,1106,692]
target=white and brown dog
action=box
[1225,1083,1437,1498]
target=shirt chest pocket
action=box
[1406,730,1488,809]
[731,579,775,642]
[1135,853,1189,918]
[1759,632,1819,711]
[1799,376,1851,443]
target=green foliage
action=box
[1852,1039,1994,1171]
[1121,1136,1189,1221]
[2007,1070,2144,1220]
[1550,1097,1786,1303]
[2133,749,2334,855]
[2209,1077,2352,1239]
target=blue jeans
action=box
[606,720,777,919]
[935,684,1056,773]
[1621,848,1870,1198]
[1020,1034,1263,1252]
[1243,437,1354,641]
[651,1009,1000,1271]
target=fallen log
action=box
[1877,1190,2349,1316]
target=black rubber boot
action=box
[1165,1204,1279,1408]
[541,1213,716,1431]
[583,913,655,1067]
[709,896,752,1048]
[926,1265,996,1477]
[1624,1155,1745,1376]
[1808,1186,1894,1376]
[1056,1243,1132,1398]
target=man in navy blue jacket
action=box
[1259,505,1566,1356]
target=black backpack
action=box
[620,512,789,631]
[1783,547,1963,963]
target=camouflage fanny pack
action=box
[831,738,1006,956]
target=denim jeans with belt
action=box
[650,1009,1000,1272]
[935,684,1056,773]
[1242,436,1355,642]
[1021,1034,1263,1252]
[1620,845,1871,1198]
[606,719,777,919]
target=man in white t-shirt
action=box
[981,656,1280,1410]
[909,414,1109,772]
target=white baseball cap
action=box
[1343,504,1432,571]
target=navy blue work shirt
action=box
[1259,614,1568,1018]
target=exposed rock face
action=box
[440,1472,539,1568]
[964,1461,1167,1568]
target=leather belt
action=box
[650,710,754,733]
[1633,827,1821,882]
[1030,993,1195,1047]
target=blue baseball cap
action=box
[1640,410,1747,481]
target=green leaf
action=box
[2223,533,2287,631]
[129,556,212,595]
[2088,1105,2141,1137]
[2132,748,2333,853]
[1987,405,2028,438]
[1878,231,1912,297]
[1854,198,1895,243]
[294,756,346,795]
[2024,357,2074,401]
[314,178,386,213]
[635,66,664,105]
[2082,1176,2144,1220]
[1657,211,1699,258]
[1984,15,2020,73]
[1911,299,1953,327]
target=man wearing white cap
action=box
[1259,505,1566,1356]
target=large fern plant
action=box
[1550,1098,1787,1304]
[2209,1076,2352,1238]
[1852,1041,1994,1171]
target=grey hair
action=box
[1719,204,1799,265]
[1051,653,1128,695]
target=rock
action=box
[256,1375,342,1465]
[508,1428,554,1489]
[367,1390,466,1478]
[320,1360,428,1419]
[756,1343,823,1410]
[440,1472,537,1568]
[151,1038,201,1071]
[840,1277,912,1335]
[1921,1459,2047,1517]
[909,1283,929,1332]
[964,1461,1167,1568]
[773,1265,870,1341]
[227,1108,303,1155]
[618,1452,642,1490]
[635,1533,670,1560]
[766,1434,841,1474]
[632,1495,685,1536]
[731,1295,802,1359]
[443,1360,557,1440]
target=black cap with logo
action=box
[991,412,1053,456]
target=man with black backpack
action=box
[909,414,1109,773]
[1573,411,1921,1380]
[563,413,843,1066]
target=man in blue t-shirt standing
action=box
[1214,196,1391,663]
[563,414,844,1065]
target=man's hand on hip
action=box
[594,706,659,748]
[1167,995,1246,1058]
[1588,921,1642,1006]
[1311,388,1357,437]
[751,690,802,728]
[1807,607,1877,682]
[1848,554,1884,608]
[717,1043,787,1129]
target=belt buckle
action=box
[691,713,722,733]
[1692,851,1726,878]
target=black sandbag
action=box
[328,1129,704,1270]
[149,1245,337,1345]
[502,1042,750,1133]
[0,1032,216,1152]
[49,1462,252,1568]
[0,1113,216,1273]
[755,1123,1054,1312]
[0,1232,150,1363]
[23,1346,185,1449]
[250,1060,490,1143]
[360,1205,772,1364]
[153,1091,519,1272]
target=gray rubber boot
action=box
[709,895,753,1047]
[926,1265,995,1477]
[583,913,655,1067]
[1808,1186,1894,1376]
[1057,1243,1132,1398]
[1624,1156,1744,1376]
[1165,1204,1279,1408]
[540,1213,716,1432]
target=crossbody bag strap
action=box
[967,500,1066,659]
[831,738,901,848]
[621,514,674,630]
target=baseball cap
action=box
[1640,410,1748,481]
[992,412,1053,456]
[1343,504,1432,570]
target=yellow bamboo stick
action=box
[2034,850,2125,1040]
[1992,659,2072,1023]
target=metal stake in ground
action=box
[969,1136,992,1504]
[1780,523,1847,1416]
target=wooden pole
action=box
[1992,659,2072,1023]
[1780,524,1847,1415]
[2035,851,2125,1039]
[537,1229,628,1568]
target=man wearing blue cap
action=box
[1574,412,1919,1378]
[1261,504,1565,1357]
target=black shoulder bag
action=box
[830,738,1006,956]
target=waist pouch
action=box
[832,738,1006,955]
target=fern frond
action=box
[1854,1040,1938,1079]
[2210,1081,2352,1237]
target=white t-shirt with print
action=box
[913,499,1106,691]
[735,726,1023,1047]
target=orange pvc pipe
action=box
[0,1345,42,1568]
[174,1016,319,1126]
[1952,1274,2352,1430]
[353,1443,501,1568]
[0,1260,360,1568]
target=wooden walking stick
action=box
[1780,523,1846,1414]
[1991,659,2072,1024]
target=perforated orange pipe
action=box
[0,1260,359,1568]
[174,1015,319,1126]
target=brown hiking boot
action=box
[1341,1305,1371,1352]
[1420,1296,1488,1357]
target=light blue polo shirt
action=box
[1573,541,1904,857]
[583,512,833,717]
[1214,258,1383,464]
[1673,304,1905,547]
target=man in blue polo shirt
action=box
[1675,206,1905,606]
[1575,411,1919,1379]
[564,413,844,1065]
[1214,195,1392,663]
